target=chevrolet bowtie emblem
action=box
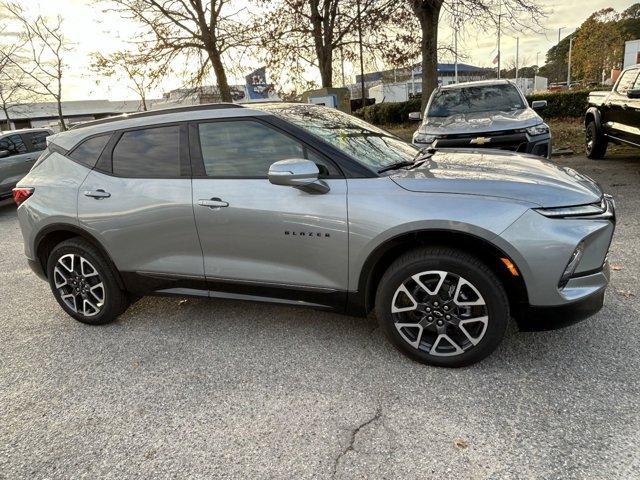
[470,136,491,145]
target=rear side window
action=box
[112,125,180,177]
[28,132,49,151]
[69,134,111,168]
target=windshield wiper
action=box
[377,160,416,173]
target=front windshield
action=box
[428,83,525,117]
[261,104,419,171]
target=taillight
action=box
[12,187,34,206]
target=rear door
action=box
[0,134,35,196]
[78,124,205,291]
[190,117,349,303]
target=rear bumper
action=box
[515,285,606,332]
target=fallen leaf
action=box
[611,264,623,271]
[453,438,469,449]
[617,290,636,299]
[178,299,188,305]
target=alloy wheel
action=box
[586,125,594,153]
[53,253,105,317]
[391,270,489,356]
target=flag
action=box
[492,53,500,65]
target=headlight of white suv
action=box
[413,132,437,144]
[526,123,550,136]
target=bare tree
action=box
[91,50,166,111]
[406,0,545,111]
[1,2,68,130]
[0,43,27,129]
[106,0,254,103]
[258,0,409,89]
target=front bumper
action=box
[515,263,608,331]
[414,132,552,158]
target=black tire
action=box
[375,247,509,368]
[586,120,607,159]
[46,237,129,325]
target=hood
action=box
[421,108,542,135]
[390,150,602,208]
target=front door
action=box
[605,68,639,143]
[190,118,349,304]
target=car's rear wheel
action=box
[586,120,607,159]
[375,247,509,367]
[47,238,129,325]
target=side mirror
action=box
[627,89,640,99]
[408,111,422,121]
[0,150,9,159]
[531,100,547,110]
[268,159,329,194]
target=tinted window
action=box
[198,120,335,177]
[616,69,638,95]
[29,131,49,151]
[112,126,180,177]
[69,134,111,168]
[428,84,526,117]
[0,134,27,157]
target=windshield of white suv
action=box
[428,84,526,117]
[261,104,419,171]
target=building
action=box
[350,62,495,99]
[624,39,640,69]
[0,99,154,132]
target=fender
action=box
[585,106,603,133]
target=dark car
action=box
[0,128,52,200]
[585,64,640,158]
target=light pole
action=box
[497,13,502,79]
[357,0,365,109]
[515,36,519,80]
[558,26,565,44]
[536,51,540,73]
[567,35,573,88]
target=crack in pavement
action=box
[331,406,383,478]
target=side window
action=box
[197,120,338,178]
[28,132,49,151]
[616,69,639,95]
[112,125,180,178]
[69,134,111,168]
[0,134,27,157]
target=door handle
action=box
[83,189,111,199]
[197,197,229,209]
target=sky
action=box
[2,0,638,101]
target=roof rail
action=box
[71,102,244,129]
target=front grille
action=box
[434,131,528,152]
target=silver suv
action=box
[411,80,551,158]
[14,104,615,367]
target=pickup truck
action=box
[585,64,640,158]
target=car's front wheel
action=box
[47,238,129,325]
[375,247,509,367]
[586,120,607,159]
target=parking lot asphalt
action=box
[1,153,639,480]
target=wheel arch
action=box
[34,223,125,290]
[585,107,602,130]
[354,229,529,317]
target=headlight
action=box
[526,123,549,136]
[413,132,437,144]
[535,198,608,218]
[559,241,585,288]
